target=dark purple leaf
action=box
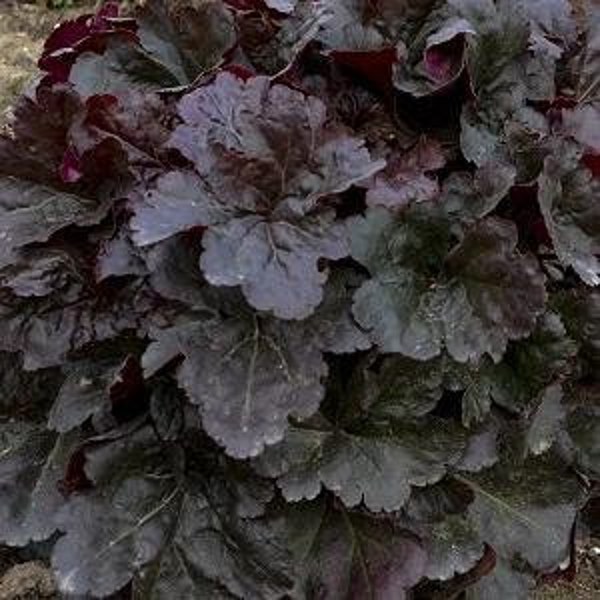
[135,0,236,85]
[287,500,427,599]
[0,179,109,268]
[0,276,158,370]
[350,208,546,362]
[0,2,595,598]
[130,170,225,246]
[52,427,296,598]
[538,140,600,285]
[366,137,445,209]
[68,91,172,172]
[96,229,147,282]
[48,356,143,433]
[39,2,129,85]
[200,213,349,320]
[136,73,384,318]
[258,414,467,511]
[234,0,330,77]
[394,16,474,97]
[0,85,83,186]
[146,309,328,458]
[562,103,600,154]
[0,424,80,547]
[68,37,181,97]
[265,0,297,13]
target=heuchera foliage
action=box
[0,0,598,598]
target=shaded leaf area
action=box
[255,355,469,512]
[48,355,144,433]
[0,424,80,547]
[287,499,427,600]
[51,426,297,599]
[460,451,585,571]
[0,0,597,599]
[0,261,159,370]
[0,352,61,421]
[441,311,579,427]
[229,0,332,77]
[466,560,535,600]
[538,140,600,286]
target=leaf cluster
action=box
[0,1,598,598]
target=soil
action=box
[0,1,92,122]
[533,543,600,600]
[0,1,598,599]
[0,562,56,600]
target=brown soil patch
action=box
[0,562,56,600]
[534,542,600,600]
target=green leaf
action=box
[441,162,516,223]
[348,207,449,360]
[563,102,600,154]
[553,290,600,370]
[443,218,546,362]
[352,267,443,360]
[573,1,600,102]
[461,376,493,428]
[456,422,499,472]
[512,312,578,394]
[459,105,503,167]
[299,268,372,354]
[405,479,474,522]
[443,312,577,422]
[315,0,411,53]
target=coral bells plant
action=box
[0,0,599,598]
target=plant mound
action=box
[0,1,598,598]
